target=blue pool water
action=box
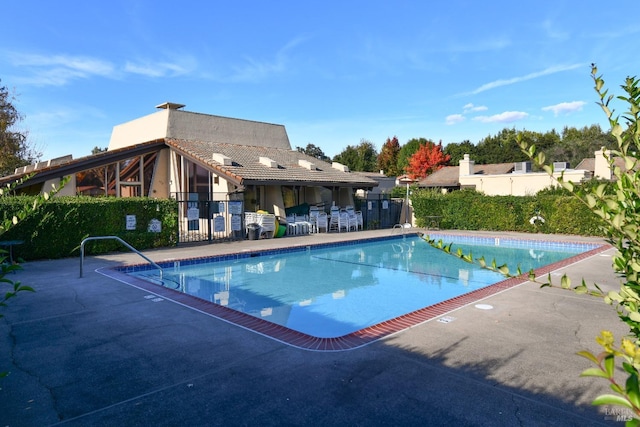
[127,235,597,338]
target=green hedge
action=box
[0,197,178,260]
[411,189,604,236]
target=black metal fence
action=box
[173,194,404,244]
[355,195,404,229]
[175,196,245,244]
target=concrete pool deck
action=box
[0,229,631,426]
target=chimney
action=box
[459,154,474,177]
[156,102,185,110]
[594,147,613,180]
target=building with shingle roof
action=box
[417,153,601,196]
[1,103,378,239]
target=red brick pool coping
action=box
[98,238,612,352]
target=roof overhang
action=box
[0,139,167,189]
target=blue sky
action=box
[2,1,639,162]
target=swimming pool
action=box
[101,233,607,350]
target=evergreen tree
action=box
[333,139,378,172]
[296,143,330,162]
[377,136,401,176]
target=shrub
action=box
[0,196,178,260]
[411,190,603,236]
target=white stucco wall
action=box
[459,170,591,196]
[594,148,613,180]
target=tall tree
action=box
[405,141,450,179]
[0,82,40,176]
[552,125,616,167]
[377,136,401,176]
[474,128,529,164]
[397,138,430,172]
[296,143,330,162]
[333,139,378,172]
[444,140,476,166]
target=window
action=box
[74,152,158,197]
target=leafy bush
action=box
[411,189,602,236]
[0,196,178,260]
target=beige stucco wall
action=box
[459,170,591,196]
[46,176,76,197]
[148,148,170,199]
[108,110,169,150]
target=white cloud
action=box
[466,64,583,95]
[227,36,306,83]
[541,101,586,116]
[124,60,192,77]
[7,52,115,86]
[541,19,569,41]
[473,111,529,123]
[463,103,488,112]
[445,114,465,125]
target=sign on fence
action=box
[126,214,136,230]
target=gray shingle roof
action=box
[417,162,515,188]
[417,166,460,187]
[575,157,627,172]
[166,138,378,188]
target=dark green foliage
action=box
[442,126,614,168]
[332,139,379,172]
[0,196,178,260]
[444,140,476,166]
[411,189,603,236]
[296,143,330,162]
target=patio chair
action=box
[308,207,320,233]
[294,214,311,234]
[338,211,350,232]
[285,215,299,235]
[257,213,276,238]
[329,206,340,232]
[345,206,358,231]
[316,212,328,233]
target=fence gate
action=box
[355,195,403,230]
[175,195,245,243]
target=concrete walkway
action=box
[0,230,631,426]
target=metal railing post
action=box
[80,236,163,279]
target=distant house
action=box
[417,148,617,196]
[0,103,378,239]
[352,171,398,195]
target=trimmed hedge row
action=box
[411,189,604,236]
[0,197,178,260]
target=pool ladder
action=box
[392,223,412,234]
[79,236,163,279]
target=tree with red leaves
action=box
[405,140,450,180]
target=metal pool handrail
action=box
[80,236,163,279]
